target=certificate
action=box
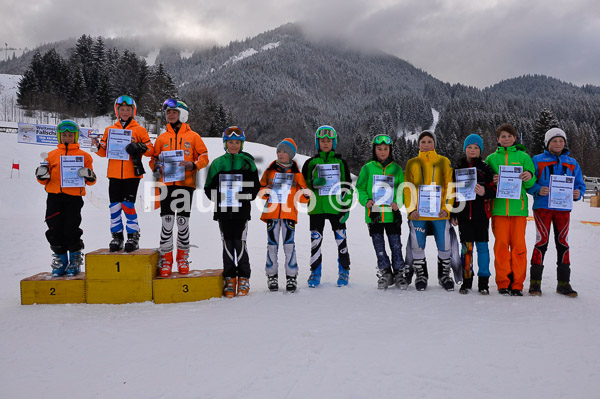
[418,185,441,217]
[161,150,186,183]
[455,167,477,201]
[219,174,243,208]
[106,129,132,161]
[317,164,341,196]
[60,155,85,188]
[497,165,523,200]
[372,175,395,206]
[269,173,294,204]
[549,175,574,210]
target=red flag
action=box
[12,162,20,170]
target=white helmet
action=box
[162,99,189,123]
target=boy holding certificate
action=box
[404,130,455,291]
[526,128,585,297]
[356,134,405,290]
[258,138,310,293]
[152,99,209,277]
[451,134,495,294]
[485,123,536,296]
[35,120,96,277]
[302,125,353,288]
[92,95,153,252]
[204,127,259,297]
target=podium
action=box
[153,269,223,304]
[21,272,86,305]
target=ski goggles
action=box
[115,95,135,106]
[162,98,188,111]
[372,134,393,145]
[224,127,244,138]
[57,120,79,133]
[315,126,337,139]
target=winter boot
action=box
[529,280,542,296]
[308,265,322,288]
[438,257,454,292]
[158,251,173,277]
[237,277,250,296]
[413,259,428,291]
[393,268,408,290]
[377,268,394,290]
[176,248,190,275]
[109,231,124,252]
[66,251,83,277]
[337,264,349,287]
[51,252,69,277]
[224,277,237,298]
[510,289,524,296]
[124,231,140,253]
[478,276,490,295]
[459,277,473,294]
[268,274,279,292]
[556,281,578,298]
[286,275,298,293]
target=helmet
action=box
[162,98,189,123]
[56,119,80,144]
[315,125,337,151]
[114,95,137,119]
[223,126,245,150]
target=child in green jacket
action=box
[356,134,405,289]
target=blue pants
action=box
[408,219,451,260]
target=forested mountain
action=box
[9,23,600,174]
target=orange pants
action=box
[491,216,527,290]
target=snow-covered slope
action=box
[1,133,600,398]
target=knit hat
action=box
[544,128,567,148]
[277,138,297,160]
[418,130,436,144]
[463,133,483,152]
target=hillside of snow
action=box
[1,132,600,398]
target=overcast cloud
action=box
[2,0,599,88]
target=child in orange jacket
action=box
[35,120,96,277]
[258,138,310,293]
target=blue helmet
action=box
[223,126,245,150]
[315,125,337,151]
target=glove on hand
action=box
[35,165,50,180]
[312,177,326,188]
[77,167,96,182]
[125,142,147,155]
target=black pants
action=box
[219,219,251,278]
[45,193,84,253]
[160,186,195,217]
[108,178,140,203]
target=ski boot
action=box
[556,282,578,298]
[308,265,322,288]
[377,268,393,290]
[459,277,473,295]
[510,289,524,296]
[66,251,83,277]
[337,264,349,287]
[158,251,173,277]
[267,274,279,292]
[224,277,237,298]
[51,252,69,277]
[478,276,490,295]
[124,231,140,252]
[393,268,408,290]
[413,259,428,291]
[237,277,250,296]
[176,248,190,275]
[109,232,124,252]
[286,275,297,293]
[438,257,454,291]
[529,280,542,296]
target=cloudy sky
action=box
[2,0,599,88]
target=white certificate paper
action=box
[455,167,477,201]
[269,173,294,204]
[60,155,85,188]
[372,175,395,206]
[107,129,132,161]
[317,164,341,196]
[418,185,441,217]
[161,150,186,183]
[549,175,574,210]
[497,165,523,200]
[220,174,243,208]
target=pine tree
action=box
[532,109,558,154]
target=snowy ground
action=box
[1,132,600,398]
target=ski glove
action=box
[35,165,50,180]
[152,166,162,180]
[312,177,326,188]
[126,142,148,155]
[78,167,96,182]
